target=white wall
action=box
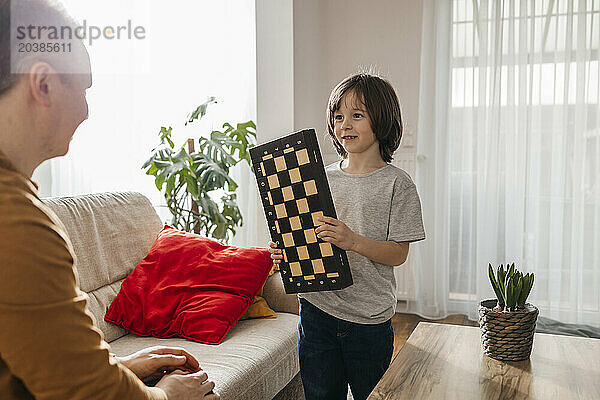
[293,0,424,167]
[255,0,295,245]
[254,0,425,250]
[291,0,425,299]
[256,0,295,143]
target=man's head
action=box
[0,0,91,175]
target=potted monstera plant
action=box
[479,263,538,361]
[142,97,256,243]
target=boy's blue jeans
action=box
[298,298,394,400]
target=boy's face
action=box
[333,90,379,158]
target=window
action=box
[448,0,599,317]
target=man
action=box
[0,1,218,399]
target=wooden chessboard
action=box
[250,129,353,294]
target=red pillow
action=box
[105,226,273,344]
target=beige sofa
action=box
[43,191,304,400]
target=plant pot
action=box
[478,299,539,361]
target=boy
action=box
[269,73,425,400]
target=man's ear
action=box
[28,62,57,107]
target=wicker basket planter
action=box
[478,299,539,362]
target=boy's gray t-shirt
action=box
[299,161,425,324]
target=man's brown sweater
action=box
[0,151,167,400]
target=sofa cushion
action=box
[42,192,163,342]
[108,312,300,400]
[105,226,274,344]
[262,272,300,315]
[239,295,277,320]
[240,265,278,320]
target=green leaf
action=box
[515,274,524,308]
[200,132,238,166]
[227,178,238,192]
[146,163,158,176]
[498,265,506,294]
[185,97,217,126]
[142,158,153,170]
[198,194,219,219]
[193,155,234,192]
[159,126,175,148]
[506,278,516,311]
[221,121,256,163]
[165,175,176,195]
[519,273,534,307]
[185,173,199,199]
[530,274,535,291]
[488,263,505,307]
[155,173,165,190]
[508,263,515,279]
[504,267,512,295]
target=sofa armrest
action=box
[262,272,299,315]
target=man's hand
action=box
[116,346,200,383]
[315,216,357,251]
[268,241,283,264]
[157,370,220,400]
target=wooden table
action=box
[368,322,600,399]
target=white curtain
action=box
[32,0,259,246]
[409,0,600,326]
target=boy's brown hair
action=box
[326,73,403,163]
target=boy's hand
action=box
[315,216,357,251]
[268,241,283,264]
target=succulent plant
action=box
[488,263,534,312]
